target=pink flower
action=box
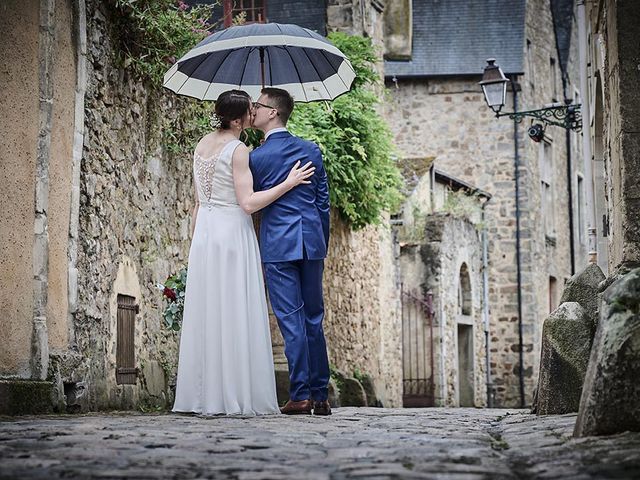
[177,1,188,11]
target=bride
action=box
[172,90,314,415]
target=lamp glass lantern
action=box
[480,58,509,114]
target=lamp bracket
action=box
[496,104,582,131]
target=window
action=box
[539,138,555,238]
[526,39,535,89]
[550,58,558,102]
[458,263,472,318]
[223,0,266,27]
[577,174,585,245]
[116,294,139,385]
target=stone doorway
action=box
[457,323,474,407]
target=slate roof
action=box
[384,0,526,78]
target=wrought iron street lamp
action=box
[480,58,582,131]
[479,59,509,114]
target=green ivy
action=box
[287,33,403,229]
[111,0,216,84]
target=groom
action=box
[250,87,332,416]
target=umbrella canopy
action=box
[163,23,356,102]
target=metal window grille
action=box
[223,0,266,27]
[116,294,139,385]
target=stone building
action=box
[383,0,588,408]
[580,0,639,276]
[0,0,403,413]
[570,0,640,437]
[398,166,491,407]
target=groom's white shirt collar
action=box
[264,127,288,140]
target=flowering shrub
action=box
[157,267,187,331]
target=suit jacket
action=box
[249,131,330,263]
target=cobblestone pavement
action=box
[1,408,639,479]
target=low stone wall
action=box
[323,213,402,407]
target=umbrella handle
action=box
[259,47,265,89]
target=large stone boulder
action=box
[358,373,383,407]
[332,370,367,407]
[574,268,640,436]
[559,263,606,327]
[532,302,595,415]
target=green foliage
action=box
[158,267,187,331]
[441,189,484,227]
[288,32,403,228]
[163,99,215,155]
[111,0,217,84]
[109,1,220,156]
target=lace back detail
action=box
[194,152,221,203]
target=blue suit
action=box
[250,131,330,402]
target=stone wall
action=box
[65,0,193,410]
[267,209,402,408]
[324,214,402,407]
[0,0,40,378]
[590,0,640,273]
[48,0,76,353]
[383,0,582,407]
[520,0,581,406]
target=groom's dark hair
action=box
[215,90,251,129]
[261,87,294,124]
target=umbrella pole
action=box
[259,47,265,89]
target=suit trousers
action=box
[263,258,330,402]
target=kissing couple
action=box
[172,87,332,417]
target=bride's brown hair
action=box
[214,90,251,129]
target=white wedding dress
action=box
[172,139,280,416]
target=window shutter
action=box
[116,294,139,385]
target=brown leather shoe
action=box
[313,400,332,416]
[280,399,312,415]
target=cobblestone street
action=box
[1,407,639,479]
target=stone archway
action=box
[457,263,474,407]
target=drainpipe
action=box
[510,76,526,409]
[481,197,493,407]
[577,0,597,264]
[564,95,576,275]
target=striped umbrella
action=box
[163,23,356,102]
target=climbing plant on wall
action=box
[287,32,403,229]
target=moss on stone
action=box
[0,380,55,415]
